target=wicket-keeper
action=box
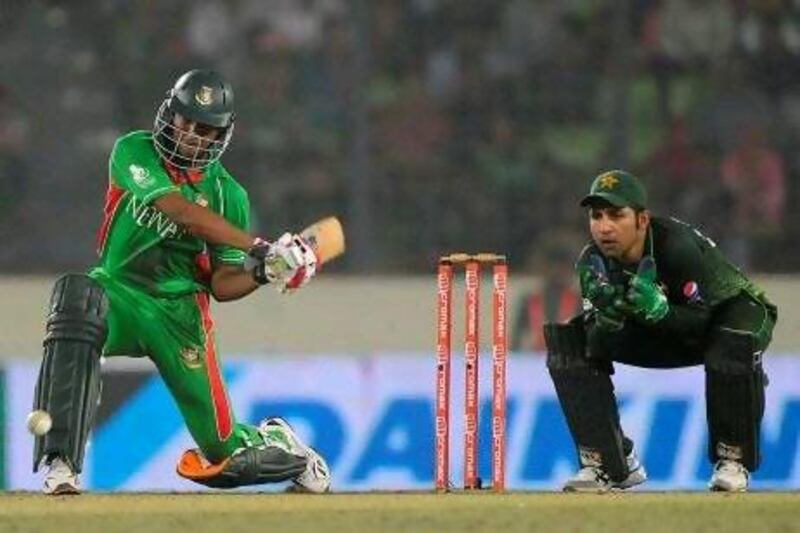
[545,170,777,492]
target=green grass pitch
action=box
[0,492,797,532]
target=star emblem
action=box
[598,173,619,190]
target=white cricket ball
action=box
[26,410,52,436]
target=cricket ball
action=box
[26,410,52,436]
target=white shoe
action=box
[260,417,331,493]
[709,460,749,492]
[563,465,613,493]
[615,448,648,489]
[43,457,81,495]
[563,449,647,493]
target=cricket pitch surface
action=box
[1,491,796,532]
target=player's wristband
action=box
[249,238,271,285]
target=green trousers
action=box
[89,270,262,463]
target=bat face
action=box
[300,216,345,265]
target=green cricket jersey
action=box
[577,216,773,337]
[91,131,250,297]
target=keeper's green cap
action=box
[580,170,647,209]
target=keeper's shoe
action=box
[562,465,613,493]
[709,460,749,492]
[615,447,648,489]
[563,449,647,493]
[260,417,331,493]
[43,456,81,495]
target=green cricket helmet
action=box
[153,69,235,169]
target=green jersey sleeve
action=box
[109,132,179,204]
[650,217,743,337]
[210,169,250,266]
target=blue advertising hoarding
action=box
[3,354,799,491]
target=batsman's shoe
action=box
[709,460,749,492]
[260,417,331,493]
[43,457,81,495]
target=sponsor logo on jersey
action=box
[129,164,154,188]
[195,86,214,106]
[180,346,203,369]
[195,194,208,207]
[682,280,703,304]
[128,196,187,240]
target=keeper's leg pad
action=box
[177,446,307,489]
[545,322,627,482]
[705,327,766,471]
[33,274,109,473]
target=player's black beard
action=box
[156,131,197,169]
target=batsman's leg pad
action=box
[177,446,307,489]
[705,327,765,471]
[545,322,628,482]
[33,274,109,473]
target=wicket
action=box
[436,252,508,492]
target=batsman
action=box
[545,170,777,493]
[32,69,338,494]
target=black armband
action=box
[248,238,271,285]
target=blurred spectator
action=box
[474,113,540,255]
[643,0,735,121]
[0,86,32,267]
[737,0,800,100]
[720,121,786,268]
[511,234,582,353]
[645,116,717,223]
[488,1,568,76]
[238,0,344,52]
[186,0,235,61]
[2,1,800,273]
[656,0,735,65]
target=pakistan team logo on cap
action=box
[597,171,620,190]
[195,86,214,106]
[129,164,154,188]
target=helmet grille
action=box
[152,100,234,170]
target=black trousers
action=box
[586,293,777,370]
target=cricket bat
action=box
[299,216,346,265]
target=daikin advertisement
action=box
[3,354,799,491]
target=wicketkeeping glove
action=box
[577,254,626,332]
[619,256,669,323]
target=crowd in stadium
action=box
[0,0,798,272]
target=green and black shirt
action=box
[577,216,773,338]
